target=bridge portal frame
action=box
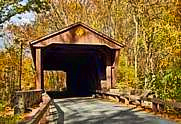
[30,22,123,92]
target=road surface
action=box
[46,97,177,124]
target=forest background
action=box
[0,0,180,111]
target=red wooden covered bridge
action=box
[30,22,123,96]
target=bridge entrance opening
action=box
[42,44,111,96]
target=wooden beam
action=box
[36,48,42,89]
[111,50,120,88]
[106,66,112,89]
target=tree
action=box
[0,0,50,24]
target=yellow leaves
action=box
[160,60,169,68]
[44,71,66,91]
[173,49,181,57]
[69,2,77,10]
[21,58,35,90]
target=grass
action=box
[0,100,7,112]
[0,100,22,124]
[0,114,22,124]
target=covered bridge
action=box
[30,22,123,95]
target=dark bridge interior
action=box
[42,44,115,96]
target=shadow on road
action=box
[51,97,175,124]
[46,91,92,99]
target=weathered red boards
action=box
[30,22,123,95]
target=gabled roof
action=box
[30,22,124,48]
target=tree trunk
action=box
[133,15,138,82]
[19,43,23,90]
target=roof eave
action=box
[30,22,125,48]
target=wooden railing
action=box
[14,89,43,114]
[25,93,52,124]
[16,93,52,124]
[91,90,181,113]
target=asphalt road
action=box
[47,97,177,124]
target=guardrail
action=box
[27,93,52,124]
[14,89,43,114]
[18,93,52,124]
[143,97,181,113]
[91,90,181,113]
[91,90,129,104]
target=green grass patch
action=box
[0,114,22,124]
[0,100,6,112]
